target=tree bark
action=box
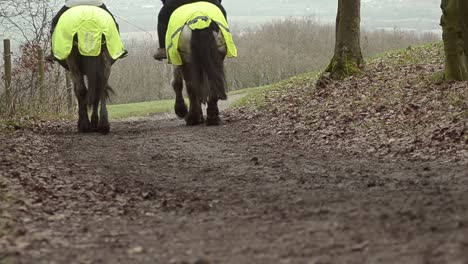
[441,0,468,80]
[325,0,363,79]
[459,0,468,58]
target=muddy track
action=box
[1,115,468,264]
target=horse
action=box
[51,5,125,134]
[165,2,237,126]
[172,22,227,126]
[66,39,113,134]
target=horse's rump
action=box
[166,1,237,66]
[52,5,124,61]
[188,21,227,102]
[67,36,113,103]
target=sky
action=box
[99,0,442,40]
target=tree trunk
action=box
[459,0,468,57]
[325,0,363,79]
[441,0,468,80]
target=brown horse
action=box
[172,21,227,126]
[65,38,113,134]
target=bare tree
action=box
[0,0,57,47]
[0,0,65,114]
[325,0,363,79]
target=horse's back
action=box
[52,5,124,61]
[178,26,192,63]
[177,24,227,64]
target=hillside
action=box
[228,43,467,162]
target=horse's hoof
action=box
[98,124,110,135]
[206,116,221,126]
[78,121,92,133]
[91,119,99,131]
[175,103,188,118]
[185,115,203,126]
[89,124,99,133]
[185,119,201,126]
[78,127,89,133]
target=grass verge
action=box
[108,87,271,120]
[108,99,175,119]
[231,72,320,109]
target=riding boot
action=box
[153,48,167,61]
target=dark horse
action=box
[172,21,227,126]
[52,6,122,134]
[65,39,113,134]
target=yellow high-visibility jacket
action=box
[166,1,237,65]
[52,5,125,60]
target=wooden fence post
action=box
[37,48,45,104]
[3,39,12,109]
[65,72,74,112]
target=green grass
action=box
[367,42,443,60]
[228,85,271,96]
[108,99,176,120]
[107,87,266,120]
[107,70,321,119]
[230,85,274,109]
[231,71,319,109]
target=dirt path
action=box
[1,114,468,263]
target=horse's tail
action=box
[85,45,113,107]
[190,21,227,103]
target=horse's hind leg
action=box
[182,66,204,126]
[206,96,220,126]
[97,52,112,135]
[185,81,204,126]
[172,67,188,118]
[90,99,99,132]
[98,98,110,134]
[73,73,92,133]
[67,47,91,133]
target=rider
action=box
[46,0,127,62]
[153,0,226,61]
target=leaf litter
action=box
[228,43,467,163]
[0,43,467,263]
